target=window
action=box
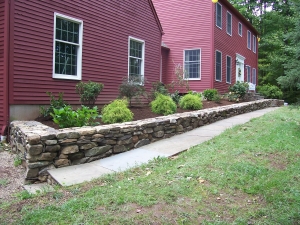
[253,35,257,53]
[247,30,251,49]
[216,3,222,29]
[252,68,256,85]
[53,13,83,80]
[226,56,231,83]
[238,22,242,36]
[227,12,232,35]
[215,51,222,81]
[128,36,145,84]
[184,49,201,79]
[246,66,251,82]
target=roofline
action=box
[148,0,164,35]
[220,0,259,36]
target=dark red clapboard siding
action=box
[152,0,213,93]
[10,0,162,105]
[214,0,259,93]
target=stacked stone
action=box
[9,99,284,183]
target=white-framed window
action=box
[253,35,257,53]
[247,30,251,50]
[184,49,201,80]
[128,36,145,84]
[226,55,231,83]
[216,3,222,29]
[215,50,222,81]
[238,22,242,36]
[53,13,83,80]
[252,68,256,85]
[227,12,232,36]
[246,66,251,82]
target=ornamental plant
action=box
[75,81,104,107]
[179,93,203,110]
[150,93,177,115]
[118,77,145,107]
[203,89,218,101]
[39,92,68,118]
[51,105,99,128]
[228,82,249,100]
[101,99,133,124]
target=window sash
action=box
[253,35,256,53]
[184,49,201,79]
[252,68,256,85]
[238,23,242,36]
[216,51,222,81]
[226,56,231,83]
[216,3,222,28]
[128,37,144,84]
[227,12,232,35]
[247,31,251,49]
[247,66,251,82]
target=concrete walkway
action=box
[24,107,279,192]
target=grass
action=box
[0,178,9,187]
[1,107,299,224]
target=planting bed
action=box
[10,99,283,184]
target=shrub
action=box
[179,93,203,110]
[203,89,218,101]
[150,94,177,115]
[119,77,145,107]
[40,92,68,118]
[101,99,133,124]
[228,82,249,100]
[170,90,181,104]
[256,84,283,99]
[144,81,169,102]
[212,94,221,103]
[75,81,104,107]
[51,105,99,128]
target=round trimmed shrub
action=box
[101,99,133,124]
[150,93,177,115]
[179,93,203,110]
[203,89,218,101]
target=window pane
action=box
[216,51,221,81]
[216,3,222,28]
[226,56,231,83]
[227,13,232,35]
[55,41,77,75]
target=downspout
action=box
[1,0,10,139]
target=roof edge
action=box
[148,0,164,35]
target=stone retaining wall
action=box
[10,99,283,184]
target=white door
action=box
[236,53,245,82]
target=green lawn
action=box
[1,107,299,225]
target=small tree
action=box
[118,77,145,107]
[75,81,104,107]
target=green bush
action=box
[170,90,181,104]
[40,92,68,118]
[256,84,283,99]
[179,93,203,110]
[212,94,221,103]
[150,94,177,115]
[101,99,133,124]
[75,81,104,107]
[144,81,169,102]
[203,89,218,101]
[228,82,249,100]
[119,77,145,107]
[51,105,99,128]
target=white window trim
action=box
[247,30,251,50]
[226,11,232,36]
[128,36,145,85]
[215,50,222,82]
[216,3,222,29]
[183,48,201,80]
[252,68,257,85]
[226,55,232,84]
[238,22,242,37]
[253,35,257,53]
[52,13,83,80]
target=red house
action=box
[0,0,163,136]
[153,0,259,93]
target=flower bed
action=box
[10,99,283,184]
